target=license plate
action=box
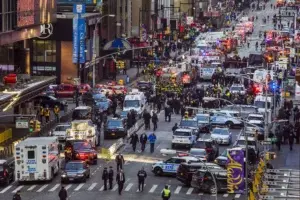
[69,178,74,181]
[111,133,115,136]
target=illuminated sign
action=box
[37,24,54,39]
[17,0,35,27]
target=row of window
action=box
[32,40,56,62]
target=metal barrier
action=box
[0,128,12,143]
[101,148,111,161]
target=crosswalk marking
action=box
[174,186,182,194]
[198,192,204,195]
[88,183,97,191]
[74,183,84,191]
[186,188,194,195]
[37,184,48,192]
[27,185,36,191]
[99,185,104,191]
[223,194,229,197]
[0,186,12,194]
[136,184,146,192]
[235,194,241,198]
[149,185,158,193]
[12,186,24,193]
[125,183,133,191]
[112,184,118,191]
[49,184,60,192]
[65,184,72,190]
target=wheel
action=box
[226,121,234,129]
[51,168,54,180]
[154,167,163,176]
[61,179,65,184]
[82,176,87,183]
[87,173,90,178]
[171,144,175,149]
[5,177,9,186]
[208,183,217,194]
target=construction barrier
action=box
[0,128,12,143]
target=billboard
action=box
[17,0,35,27]
[227,149,245,194]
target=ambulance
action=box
[14,137,60,182]
[66,120,99,147]
[123,89,146,118]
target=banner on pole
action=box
[227,149,245,194]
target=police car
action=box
[152,156,200,176]
[179,119,201,136]
[210,110,243,128]
[229,84,246,95]
[172,128,197,148]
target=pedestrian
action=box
[152,111,158,131]
[116,169,125,195]
[140,132,148,152]
[143,110,152,130]
[161,185,171,200]
[172,123,178,133]
[38,106,44,123]
[12,190,21,200]
[137,166,147,191]
[44,106,50,123]
[115,153,125,171]
[148,132,157,153]
[58,186,67,200]
[53,105,60,122]
[288,132,296,151]
[129,132,139,152]
[102,167,109,190]
[108,166,114,190]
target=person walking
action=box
[288,131,296,151]
[148,132,157,153]
[58,186,68,200]
[53,105,60,122]
[44,106,51,123]
[108,166,114,190]
[102,167,109,190]
[137,167,147,192]
[38,106,44,124]
[161,185,171,200]
[116,170,126,195]
[129,132,139,152]
[12,190,21,200]
[140,132,148,152]
[115,153,125,171]
[152,111,158,131]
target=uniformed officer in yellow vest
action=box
[39,106,44,123]
[44,106,50,123]
[184,111,189,119]
[53,105,60,122]
[161,185,171,200]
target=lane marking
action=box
[99,185,104,191]
[12,186,24,193]
[37,184,48,192]
[0,185,12,194]
[198,192,204,195]
[112,184,118,191]
[235,194,241,198]
[74,183,84,191]
[174,186,182,194]
[149,185,158,193]
[186,188,194,195]
[27,185,36,191]
[49,184,60,192]
[136,184,146,192]
[125,183,133,191]
[88,183,97,191]
[65,184,72,190]
[223,193,229,197]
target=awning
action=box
[103,38,131,50]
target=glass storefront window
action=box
[33,40,56,62]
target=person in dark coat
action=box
[58,186,67,200]
[13,190,22,200]
[152,112,158,131]
[108,166,114,190]
[102,167,109,190]
[115,153,125,171]
[172,123,178,133]
[137,167,147,192]
[143,110,152,130]
[140,132,148,152]
[288,132,296,151]
[129,132,139,152]
[116,170,126,195]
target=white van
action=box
[123,89,146,117]
[172,128,197,148]
[14,137,60,182]
[254,94,272,113]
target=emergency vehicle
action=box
[66,120,99,147]
[254,94,273,113]
[172,128,197,148]
[14,137,60,182]
[123,89,146,118]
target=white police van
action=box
[172,128,197,148]
[210,110,243,128]
[152,156,199,176]
[123,89,146,118]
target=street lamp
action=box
[92,14,116,87]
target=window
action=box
[27,150,35,159]
[33,40,56,62]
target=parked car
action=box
[193,138,219,162]
[33,95,67,109]
[61,161,90,183]
[0,159,14,185]
[55,84,76,98]
[41,84,58,96]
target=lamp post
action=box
[92,14,116,87]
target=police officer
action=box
[53,105,60,122]
[44,106,50,123]
[115,153,125,171]
[108,166,114,190]
[102,167,109,190]
[137,167,147,191]
[140,132,148,152]
[152,111,158,131]
[161,185,171,200]
[58,186,67,200]
[129,132,139,152]
[39,106,44,123]
[12,190,21,200]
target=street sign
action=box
[16,119,29,129]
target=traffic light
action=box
[29,120,34,132]
[116,61,120,68]
[119,61,124,69]
[35,120,41,132]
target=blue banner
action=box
[72,17,79,63]
[78,18,86,64]
[58,0,97,4]
[73,4,86,14]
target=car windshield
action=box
[254,101,271,109]
[190,149,207,156]
[197,116,209,122]
[65,162,83,170]
[72,109,91,120]
[107,120,123,128]
[174,131,191,136]
[231,87,244,91]
[0,165,3,171]
[180,120,198,127]
[124,100,140,108]
[212,129,229,135]
[221,150,227,157]
[236,140,256,146]
[55,125,70,131]
[73,142,92,150]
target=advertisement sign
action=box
[78,18,86,63]
[73,4,86,14]
[227,149,245,194]
[72,17,79,63]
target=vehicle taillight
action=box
[3,170,7,177]
[206,148,212,153]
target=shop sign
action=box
[37,23,53,39]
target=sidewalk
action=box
[269,144,300,169]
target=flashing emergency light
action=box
[182,74,190,84]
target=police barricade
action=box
[127,119,144,137]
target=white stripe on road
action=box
[136,184,146,192]
[37,184,48,192]
[198,192,204,195]
[99,185,104,191]
[12,186,24,193]
[27,185,36,191]
[65,184,72,190]
[49,184,60,192]
[125,183,133,191]
[74,183,84,191]
[88,183,97,191]
[223,193,229,197]
[174,186,182,194]
[112,184,118,191]
[149,185,158,193]
[235,194,241,198]
[0,185,12,193]
[186,188,194,195]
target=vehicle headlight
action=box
[61,173,67,177]
[214,160,218,163]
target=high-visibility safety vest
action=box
[54,107,60,114]
[163,189,171,197]
[39,108,44,115]
[44,109,50,117]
